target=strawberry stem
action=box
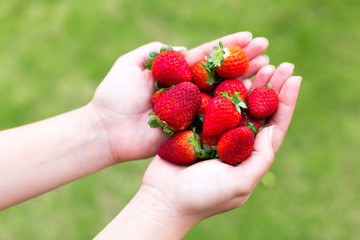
[189,129,210,159]
[148,112,175,136]
[202,41,225,85]
[220,91,248,114]
[145,45,174,70]
[245,122,258,137]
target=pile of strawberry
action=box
[146,42,279,165]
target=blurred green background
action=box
[1,0,359,239]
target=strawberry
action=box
[151,85,173,107]
[200,131,222,149]
[148,82,202,136]
[158,130,198,165]
[217,126,254,165]
[214,79,248,101]
[202,93,246,137]
[197,92,212,118]
[190,60,217,92]
[238,112,263,131]
[247,83,279,119]
[145,46,192,87]
[158,130,210,165]
[204,42,249,79]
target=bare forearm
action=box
[0,103,113,210]
[95,186,198,240]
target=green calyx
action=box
[266,83,273,88]
[154,82,174,92]
[188,128,218,160]
[188,129,208,159]
[145,45,174,70]
[220,91,247,114]
[245,122,258,137]
[245,122,270,137]
[148,112,175,136]
[202,41,225,85]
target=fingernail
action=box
[173,46,187,55]
[264,55,270,63]
[244,31,253,40]
[279,62,294,69]
[268,125,276,141]
[294,76,302,83]
[268,64,276,71]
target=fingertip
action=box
[173,46,188,55]
[291,76,302,84]
[243,31,253,40]
[278,62,295,71]
[253,125,276,160]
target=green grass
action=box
[1,0,360,239]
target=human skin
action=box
[95,62,301,239]
[0,32,269,210]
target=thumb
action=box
[237,125,276,185]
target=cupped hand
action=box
[89,32,269,163]
[141,63,301,223]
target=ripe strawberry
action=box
[214,79,248,101]
[238,112,263,130]
[197,92,212,118]
[247,83,279,119]
[202,94,244,137]
[151,85,173,107]
[148,82,201,136]
[200,131,222,148]
[190,60,217,92]
[217,127,254,165]
[158,130,210,165]
[205,42,249,79]
[158,130,199,165]
[145,46,192,87]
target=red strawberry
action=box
[151,85,173,107]
[146,46,192,87]
[200,131,222,148]
[148,82,202,136]
[158,130,199,165]
[217,127,254,165]
[190,60,217,92]
[214,79,248,101]
[247,83,279,119]
[197,92,212,117]
[202,95,242,137]
[238,112,263,130]
[205,42,249,79]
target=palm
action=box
[91,44,168,162]
[91,32,271,162]
[143,60,301,219]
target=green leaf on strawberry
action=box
[220,91,247,114]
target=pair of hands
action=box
[90,32,301,225]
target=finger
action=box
[249,65,276,92]
[268,62,295,94]
[185,32,253,66]
[230,126,275,190]
[268,76,302,152]
[145,155,185,179]
[173,46,188,56]
[116,41,165,69]
[242,37,269,60]
[238,55,269,81]
[242,79,253,92]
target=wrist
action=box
[95,185,199,240]
[78,103,116,168]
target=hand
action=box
[140,63,301,226]
[89,32,269,164]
